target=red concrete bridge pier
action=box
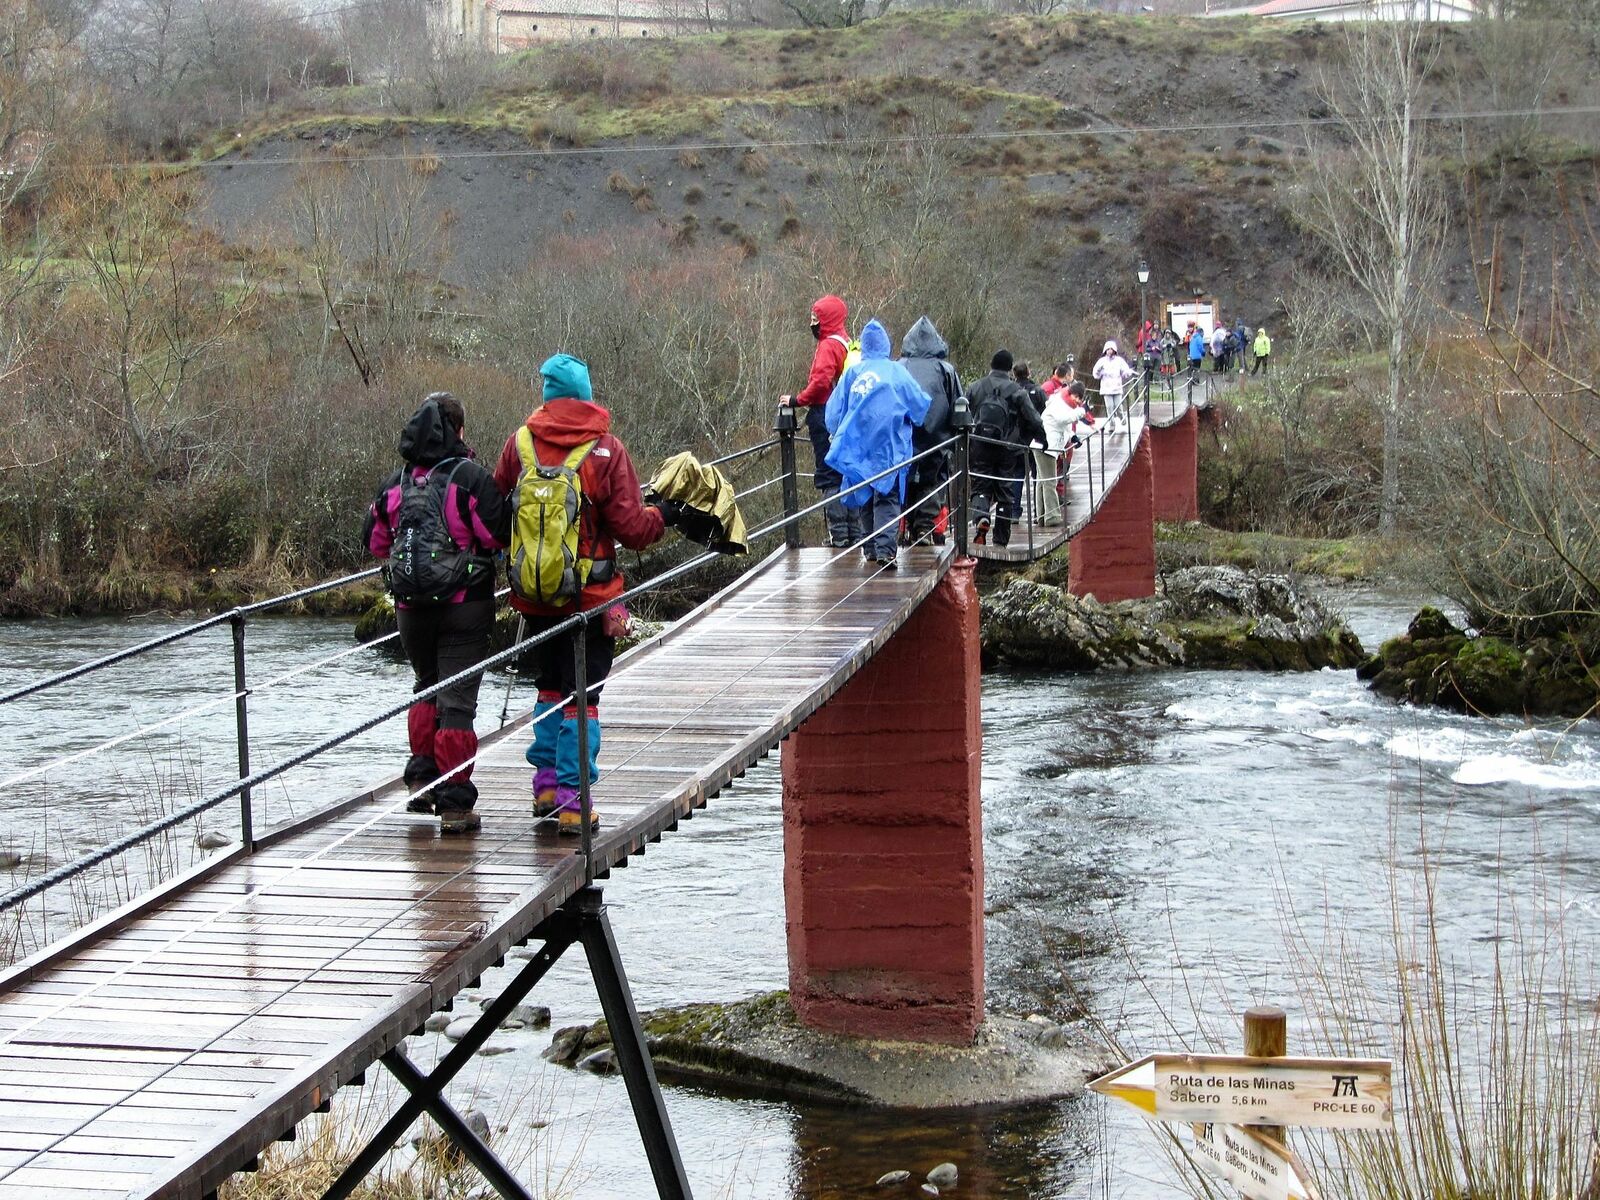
[1149,404,1200,523]
[780,559,985,1044]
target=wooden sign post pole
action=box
[1244,1006,1289,1144]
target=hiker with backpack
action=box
[898,316,963,546]
[967,349,1044,548]
[362,392,511,835]
[780,295,853,548]
[492,354,683,837]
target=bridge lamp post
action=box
[1137,259,1150,331]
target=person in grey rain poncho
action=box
[824,319,931,567]
[897,316,963,546]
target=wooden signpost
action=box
[1188,1123,1316,1200]
[1087,1007,1392,1200]
[1087,1050,1393,1129]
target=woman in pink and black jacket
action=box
[362,392,510,833]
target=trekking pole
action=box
[498,615,526,729]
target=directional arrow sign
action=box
[1188,1122,1319,1200]
[1088,1053,1392,1130]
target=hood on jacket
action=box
[1103,340,1119,355]
[811,295,847,338]
[398,396,469,467]
[900,316,949,360]
[529,397,612,448]
[860,319,891,359]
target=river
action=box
[3,586,1599,1197]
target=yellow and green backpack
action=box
[509,427,597,606]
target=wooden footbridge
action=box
[0,376,1223,1200]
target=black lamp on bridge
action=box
[1137,259,1150,331]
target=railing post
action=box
[775,401,801,551]
[1085,430,1095,511]
[229,613,254,852]
[951,396,972,556]
[573,622,594,881]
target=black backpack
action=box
[973,385,1013,444]
[388,459,490,605]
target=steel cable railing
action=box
[0,567,384,707]
[1,441,796,856]
[0,421,954,913]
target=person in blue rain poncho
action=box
[823,319,931,569]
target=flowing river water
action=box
[4,586,1600,1197]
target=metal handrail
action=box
[0,567,384,706]
[704,438,779,469]
[0,425,962,913]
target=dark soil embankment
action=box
[196,12,1597,318]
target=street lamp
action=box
[1137,259,1150,330]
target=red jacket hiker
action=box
[492,398,664,617]
[794,294,849,409]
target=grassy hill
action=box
[196,10,1598,337]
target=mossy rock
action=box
[1406,605,1463,642]
[1365,608,1599,719]
[354,594,397,644]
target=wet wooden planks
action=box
[0,544,951,1200]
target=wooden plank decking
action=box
[0,545,953,1200]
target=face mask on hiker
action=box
[810,316,822,341]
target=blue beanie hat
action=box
[540,353,593,402]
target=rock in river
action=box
[1358,606,1599,719]
[981,565,1364,672]
[927,1163,959,1187]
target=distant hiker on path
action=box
[781,295,852,548]
[823,319,930,568]
[1252,326,1272,375]
[1188,324,1206,378]
[493,354,681,837]
[363,392,510,835]
[1092,340,1136,426]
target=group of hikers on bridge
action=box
[365,293,1268,837]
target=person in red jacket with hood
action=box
[780,295,853,547]
[494,353,678,836]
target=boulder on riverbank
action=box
[1357,606,1600,719]
[981,565,1364,672]
[560,991,1107,1109]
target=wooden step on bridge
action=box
[0,545,952,1200]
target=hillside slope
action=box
[196,11,1598,329]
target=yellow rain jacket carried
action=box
[645,452,749,556]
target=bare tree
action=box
[294,157,444,387]
[776,0,893,29]
[1295,16,1447,537]
[79,181,256,467]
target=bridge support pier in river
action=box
[1068,432,1157,602]
[1150,405,1199,523]
[781,559,984,1045]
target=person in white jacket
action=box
[1092,340,1136,428]
[1036,380,1094,526]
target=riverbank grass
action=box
[1156,523,1396,582]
